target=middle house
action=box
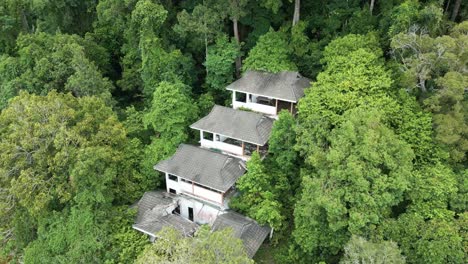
[190,105,274,160]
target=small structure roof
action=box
[154,144,246,192]
[132,191,199,237]
[226,70,310,102]
[212,212,271,258]
[190,105,274,146]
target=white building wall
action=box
[193,185,223,204]
[178,196,222,225]
[172,176,224,206]
[165,173,180,193]
[179,180,193,194]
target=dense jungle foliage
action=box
[0,0,466,263]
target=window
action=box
[235,91,247,103]
[202,131,213,141]
[168,174,178,182]
[169,188,176,194]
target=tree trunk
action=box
[21,9,30,32]
[419,78,427,93]
[451,0,462,21]
[369,0,376,15]
[445,0,451,14]
[205,32,209,76]
[233,18,241,78]
[292,0,300,26]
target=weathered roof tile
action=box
[212,212,271,258]
[226,71,310,102]
[154,144,246,192]
[190,105,274,145]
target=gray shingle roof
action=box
[132,191,199,237]
[190,105,274,145]
[212,212,271,258]
[226,70,310,102]
[133,214,199,237]
[154,144,246,192]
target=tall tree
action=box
[135,226,253,263]
[0,91,144,259]
[340,236,405,264]
[243,29,296,73]
[230,152,286,233]
[141,81,198,181]
[204,34,241,102]
[174,2,226,74]
[0,33,113,109]
[293,108,414,262]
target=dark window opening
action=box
[202,131,213,140]
[188,207,194,221]
[169,188,176,194]
[181,178,192,184]
[256,96,275,106]
[235,91,247,103]
[168,174,178,182]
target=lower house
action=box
[132,144,271,258]
[132,191,199,241]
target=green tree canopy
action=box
[0,91,145,257]
[243,29,296,73]
[135,226,253,264]
[293,108,414,262]
[0,33,113,109]
[340,236,405,264]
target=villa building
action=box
[154,144,246,224]
[132,71,309,258]
[191,105,274,159]
[227,70,310,117]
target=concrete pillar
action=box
[275,99,279,115]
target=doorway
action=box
[188,207,194,221]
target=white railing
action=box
[200,138,243,156]
[232,101,277,116]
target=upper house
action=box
[226,70,311,117]
[190,105,274,159]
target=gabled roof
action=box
[132,191,199,237]
[212,212,271,258]
[190,105,274,146]
[226,70,310,102]
[154,144,246,192]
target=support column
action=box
[165,173,169,193]
[232,91,236,107]
[256,145,260,153]
[199,130,204,142]
[241,142,245,156]
[275,99,279,115]
[290,102,294,114]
